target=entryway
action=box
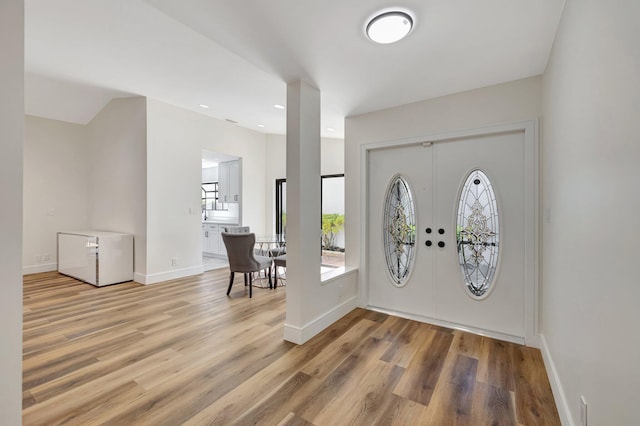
[364,122,538,344]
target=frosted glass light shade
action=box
[366,11,413,44]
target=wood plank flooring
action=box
[23,269,560,425]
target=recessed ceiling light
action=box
[327,127,335,132]
[366,10,413,44]
[199,104,209,108]
[257,124,265,128]
[274,104,285,110]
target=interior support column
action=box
[284,80,321,344]
[0,0,24,422]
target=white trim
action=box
[360,119,540,344]
[133,272,147,284]
[359,142,370,308]
[320,265,358,285]
[284,295,359,344]
[23,263,57,275]
[540,334,574,426]
[367,305,525,345]
[524,119,540,345]
[134,265,204,285]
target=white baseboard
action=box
[367,305,526,346]
[525,334,541,349]
[23,263,57,275]
[133,272,147,284]
[540,334,574,426]
[134,265,204,285]
[284,295,359,345]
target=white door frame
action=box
[359,119,540,347]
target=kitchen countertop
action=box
[202,219,239,225]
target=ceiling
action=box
[25,0,564,139]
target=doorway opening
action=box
[202,150,242,271]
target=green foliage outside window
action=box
[322,213,345,250]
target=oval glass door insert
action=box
[383,175,416,287]
[456,170,500,297]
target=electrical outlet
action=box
[35,255,42,262]
[43,254,50,261]
[580,396,587,426]
[171,258,178,267]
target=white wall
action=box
[345,76,542,269]
[541,0,640,424]
[145,99,267,282]
[265,134,345,234]
[88,97,148,276]
[202,166,218,182]
[0,0,24,422]
[23,116,90,274]
[22,97,268,285]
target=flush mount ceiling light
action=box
[366,10,414,44]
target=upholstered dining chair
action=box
[222,226,252,285]
[273,254,286,287]
[222,226,265,273]
[221,232,272,298]
[222,226,250,233]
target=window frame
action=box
[275,174,345,236]
[202,181,226,212]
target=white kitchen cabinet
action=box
[218,160,241,203]
[227,160,241,203]
[202,223,228,256]
[202,224,209,253]
[203,224,218,254]
[216,230,227,256]
[218,162,229,202]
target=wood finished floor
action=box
[23,269,560,425]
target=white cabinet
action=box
[218,162,228,202]
[218,160,241,203]
[216,229,227,256]
[202,223,228,256]
[58,231,133,286]
[203,224,218,254]
[202,224,209,252]
[227,160,240,203]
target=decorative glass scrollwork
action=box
[456,170,500,297]
[383,175,416,287]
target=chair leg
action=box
[244,273,248,286]
[227,271,235,296]
[249,273,253,298]
[268,266,273,289]
[274,266,278,288]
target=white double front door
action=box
[366,127,535,342]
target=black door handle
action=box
[438,228,445,234]
[438,241,445,248]
[425,228,432,234]
[425,240,432,247]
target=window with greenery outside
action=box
[322,213,345,251]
